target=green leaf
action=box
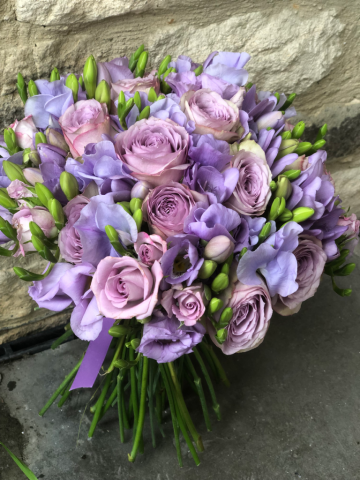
[0,442,39,479]
[0,245,15,257]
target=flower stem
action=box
[148,359,157,448]
[193,347,221,420]
[88,371,113,438]
[159,364,183,467]
[51,328,73,350]
[39,355,83,416]
[107,335,126,373]
[117,373,125,443]
[100,382,118,419]
[184,355,211,431]
[167,362,204,452]
[205,343,230,387]
[129,346,143,452]
[57,381,72,408]
[198,341,219,382]
[129,356,149,463]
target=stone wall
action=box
[0,0,359,342]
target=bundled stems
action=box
[185,355,211,431]
[129,356,149,462]
[88,371,113,438]
[117,372,125,443]
[193,347,221,421]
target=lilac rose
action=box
[134,232,167,266]
[161,283,206,326]
[111,71,160,102]
[137,314,205,363]
[142,182,195,239]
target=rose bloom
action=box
[225,141,271,216]
[91,256,163,320]
[161,283,206,326]
[115,117,189,187]
[134,232,167,266]
[337,213,360,256]
[180,88,240,142]
[9,115,37,149]
[59,195,90,264]
[59,99,112,158]
[111,71,160,102]
[12,206,57,256]
[273,235,327,316]
[142,182,195,239]
[209,278,273,355]
[7,180,35,200]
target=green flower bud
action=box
[270,180,277,192]
[105,225,127,256]
[198,259,217,279]
[278,208,293,222]
[95,79,111,110]
[31,235,58,262]
[240,247,248,257]
[148,87,158,102]
[258,222,272,243]
[130,338,141,349]
[29,221,45,239]
[215,328,228,345]
[28,80,39,97]
[160,67,174,94]
[59,171,79,200]
[204,284,212,302]
[128,44,145,72]
[50,67,60,82]
[157,94,165,100]
[2,160,27,183]
[118,94,135,130]
[218,307,233,328]
[268,197,285,221]
[22,148,31,165]
[48,198,65,229]
[0,216,17,241]
[157,55,172,77]
[108,325,132,337]
[281,131,292,140]
[245,82,253,91]
[133,209,143,231]
[208,297,224,314]
[315,123,327,142]
[294,142,312,156]
[333,263,356,277]
[35,132,47,147]
[78,76,84,89]
[118,201,132,215]
[291,121,305,139]
[16,73,28,104]
[292,206,314,223]
[273,92,280,104]
[281,93,296,111]
[83,54,97,99]
[4,128,20,155]
[211,272,229,293]
[129,197,142,213]
[28,151,40,167]
[194,65,203,76]
[280,169,301,181]
[200,239,208,247]
[274,176,292,200]
[312,139,326,151]
[277,138,299,158]
[35,182,54,208]
[134,51,149,78]
[220,263,229,275]
[133,91,142,111]
[45,128,70,152]
[0,190,18,210]
[65,74,79,102]
[137,105,150,121]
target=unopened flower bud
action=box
[219,307,233,328]
[204,235,234,263]
[278,208,293,223]
[28,150,41,167]
[134,51,149,78]
[133,209,143,231]
[83,54,97,99]
[118,201,132,215]
[204,285,212,302]
[208,297,224,314]
[128,44,145,72]
[194,65,203,76]
[276,139,299,159]
[131,182,150,200]
[28,80,38,97]
[48,198,65,229]
[315,123,327,142]
[50,67,60,82]
[137,106,150,121]
[0,190,18,210]
[148,87,158,102]
[211,273,229,293]
[45,128,70,152]
[274,176,292,200]
[281,93,296,111]
[4,128,20,155]
[258,222,271,243]
[281,131,292,140]
[35,132,47,147]
[35,182,54,208]
[280,169,301,181]
[294,142,312,156]
[268,197,286,221]
[157,55,172,77]
[16,73,28,104]
[60,171,79,200]
[256,111,283,130]
[333,263,356,277]
[292,207,314,223]
[95,80,111,110]
[130,197,142,213]
[291,121,305,139]
[65,74,79,102]
[215,328,228,345]
[130,338,141,349]
[108,325,132,337]
[23,168,43,185]
[2,160,27,183]
[270,180,277,192]
[198,260,217,279]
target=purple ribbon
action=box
[71,318,114,390]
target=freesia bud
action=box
[219,307,233,328]
[281,131,292,140]
[128,44,145,72]
[280,169,301,181]
[209,297,224,314]
[294,142,312,155]
[2,160,27,183]
[65,74,79,102]
[315,123,327,142]
[35,182,54,208]
[274,176,292,200]
[258,222,272,243]
[59,171,79,200]
[220,263,229,275]
[240,247,248,257]
[204,285,212,301]
[129,197,142,213]
[278,208,293,222]
[95,80,111,110]
[4,128,20,155]
[83,54,97,99]
[270,180,277,192]
[157,55,172,77]
[276,139,299,159]
[148,87,158,102]
[118,201,132,215]
[0,190,18,210]
[16,73,28,104]
[198,260,217,279]
[50,67,60,82]
[23,168,43,185]
[137,106,150,121]
[133,209,143,231]
[134,51,149,78]
[281,93,296,111]
[28,80,38,97]
[291,121,305,139]
[204,235,234,263]
[105,225,127,256]
[268,197,285,221]
[48,198,65,229]
[108,325,132,337]
[256,111,283,130]
[28,151,41,167]
[215,328,228,345]
[292,207,314,223]
[133,91,141,111]
[35,132,47,147]
[333,263,356,277]
[194,65,203,76]
[45,128,70,152]
[211,273,229,293]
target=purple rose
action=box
[225,141,272,216]
[161,283,206,326]
[137,314,205,363]
[115,117,189,187]
[208,278,272,355]
[91,256,163,321]
[161,234,204,286]
[180,89,240,142]
[59,195,90,264]
[142,182,195,239]
[134,232,167,266]
[273,235,327,316]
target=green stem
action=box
[88,372,113,438]
[57,382,72,408]
[129,347,143,452]
[148,359,157,448]
[117,373,125,443]
[185,355,211,431]
[155,385,162,425]
[39,356,83,416]
[159,364,183,467]
[205,344,230,387]
[193,347,221,420]
[100,383,118,419]
[198,341,219,382]
[107,335,126,373]
[128,356,149,462]
[122,393,130,430]
[168,362,204,452]
[51,328,73,350]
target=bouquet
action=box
[0,45,358,467]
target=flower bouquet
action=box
[0,45,358,467]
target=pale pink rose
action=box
[12,206,57,256]
[180,89,240,142]
[337,213,360,256]
[273,235,327,316]
[111,71,160,102]
[134,232,167,266]
[59,100,112,158]
[9,115,37,149]
[161,283,206,326]
[91,256,163,320]
[7,180,35,200]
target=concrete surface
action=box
[0,244,360,480]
